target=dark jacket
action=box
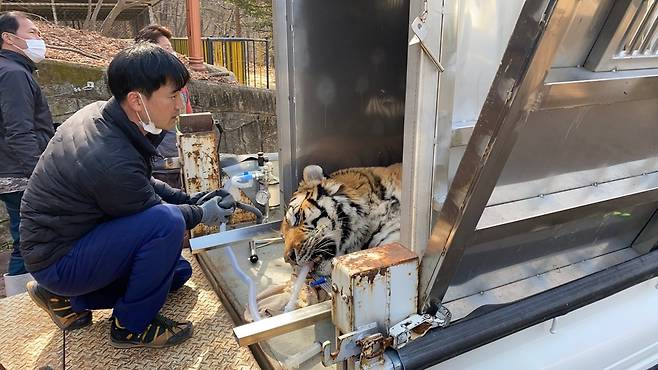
[0,50,55,178]
[20,98,203,272]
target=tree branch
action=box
[47,44,103,60]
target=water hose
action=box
[284,263,313,313]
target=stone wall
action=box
[188,80,277,155]
[36,60,277,155]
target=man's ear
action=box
[125,91,142,113]
[1,32,15,47]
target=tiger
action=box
[281,163,402,277]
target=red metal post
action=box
[185,0,205,71]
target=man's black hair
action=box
[107,42,190,102]
[0,11,28,48]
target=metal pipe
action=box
[207,39,214,65]
[185,0,205,71]
[235,202,264,224]
[265,40,270,89]
[189,220,282,252]
[233,301,332,346]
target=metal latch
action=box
[409,1,445,72]
[388,306,451,349]
[358,332,393,363]
[321,322,378,367]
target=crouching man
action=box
[19,43,233,349]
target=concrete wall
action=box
[189,80,277,155]
[36,60,277,155]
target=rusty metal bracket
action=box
[388,306,451,349]
[321,322,378,367]
[358,332,394,363]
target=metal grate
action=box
[616,0,658,57]
[586,0,658,71]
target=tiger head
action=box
[281,165,369,276]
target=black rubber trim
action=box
[397,250,658,370]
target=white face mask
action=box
[12,35,46,63]
[136,93,162,135]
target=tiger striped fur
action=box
[281,163,402,276]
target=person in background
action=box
[135,24,193,189]
[21,43,235,347]
[0,11,54,293]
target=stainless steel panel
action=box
[488,99,658,206]
[233,301,332,346]
[541,68,658,110]
[419,0,580,307]
[451,0,526,128]
[444,247,641,320]
[552,0,615,68]
[273,0,296,206]
[479,171,658,233]
[189,221,281,252]
[405,0,528,256]
[429,0,459,231]
[400,0,443,254]
[278,0,409,205]
[586,0,658,71]
[444,202,657,303]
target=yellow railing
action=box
[172,37,271,89]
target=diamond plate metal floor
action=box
[0,250,260,370]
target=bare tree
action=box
[233,4,241,36]
[101,0,151,35]
[152,0,271,39]
[83,0,104,30]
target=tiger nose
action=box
[285,249,297,264]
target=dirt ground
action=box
[36,20,235,84]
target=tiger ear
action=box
[324,180,344,196]
[303,165,325,182]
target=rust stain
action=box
[334,243,418,274]
[410,321,433,335]
[355,268,385,285]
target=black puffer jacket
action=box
[0,50,55,177]
[20,98,203,272]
